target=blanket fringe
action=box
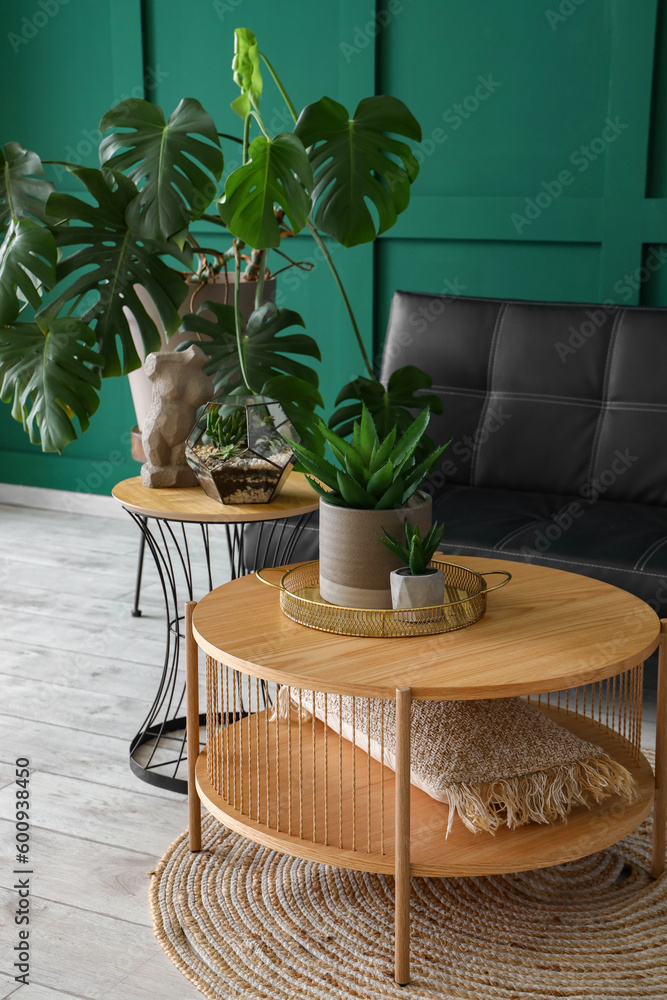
[441,754,637,836]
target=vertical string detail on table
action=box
[256,676,261,823]
[351,696,357,852]
[247,673,252,820]
[298,688,304,840]
[312,689,317,844]
[324,692,329,847]
[276,685,281,832]
[287,688,293,836]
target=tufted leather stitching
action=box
[429,384,667,412]
[585,309,624,489]
[443,540,667,581]
[470,303,507,488]
[634,535,667,571]
[493,519,547,549]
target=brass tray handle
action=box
[479,569,512,594]
[255,566,287,590]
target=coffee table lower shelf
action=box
[195,706,654,879]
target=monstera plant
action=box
[0,27,441,456]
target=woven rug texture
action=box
[150,809,666,999]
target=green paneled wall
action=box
[1,0,666,493]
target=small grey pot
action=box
[390,566,445,610]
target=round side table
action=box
[112,473,318,792]
[185,556,666,985]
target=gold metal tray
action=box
[256,556,511,638]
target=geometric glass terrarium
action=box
[185,394,299,504]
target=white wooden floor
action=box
[0,501,660,999]
[0,503,226,1000]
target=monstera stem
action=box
[260,53,299,123]
[242,112,252,164]
[306,221,376,380]
[254,249,268,310]
[233,239,254,392]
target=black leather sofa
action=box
[249,290,667,658]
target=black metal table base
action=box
[125,512,313,792]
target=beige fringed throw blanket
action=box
[274,688,636,836]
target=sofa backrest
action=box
[381,291,667,505]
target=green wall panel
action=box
[378,0,614,199]
[1,0,667,494]
[375,239,601,344]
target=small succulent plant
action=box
[289,404,448,509]
[205,406,247,461]
[380,521,445,575]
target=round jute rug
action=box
[150,806,666,999]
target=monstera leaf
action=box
[294,95,421,247]
[231,27,263,117]
[217,133,313,248]
[178,300,323,449]
[0,219,56,324]
[0,317,102,453]
[0,143,56,229]
[329,366,443,461]
[99,98,224,240]
[42,166,189,377]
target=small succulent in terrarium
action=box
[205,406,247,462]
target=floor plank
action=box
[0,771,190,855]
[0,680,156,742]
[0,890,182,1000]
[0,642,170,704]
[5,983,89,1000]
[0,720,181,799]
[0,822,160,925]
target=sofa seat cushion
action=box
[435,485,667,616]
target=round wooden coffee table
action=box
[112,473,318,791]
[185,556,666,985]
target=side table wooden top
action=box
[112,472,319,523]
[192,556,660,699]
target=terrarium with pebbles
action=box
[185,395,298,504]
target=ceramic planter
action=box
[319,492,432,609]
[390,567,445,609]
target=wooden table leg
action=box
[395,686,411,985]
[652,619,667,878]
[186,600,202,852]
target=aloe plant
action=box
[290,405,448,510]
[205,405,246,461]
[380,522,445,576]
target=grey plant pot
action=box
[319,492,432,609]
[390,567,445,610]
